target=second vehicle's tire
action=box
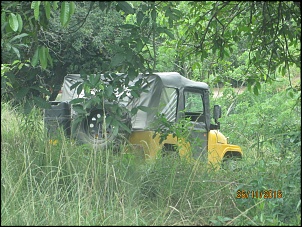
[221,155,242,171]
[72,108,131,150]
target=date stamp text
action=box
[236,190,283,199]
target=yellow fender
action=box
[207,130,243,167]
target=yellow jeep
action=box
[44,72,242,168]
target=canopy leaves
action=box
[1,1,300,112]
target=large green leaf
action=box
[45,47,53,67]
[31,48,39,67]
[31,1,41,20]
[11,46,20,59]
[44,1,51,20]
[91,73,101,87]
[253,84,259,96]
[117,2,134,14]
[120,24,138,29]
[24,100,34,114]
[38,46,47,69]
[83,99,94,110]
[131,107,138,115]
[9,33,28,43]
[111,53,126,66]
[77,83,83,95]
[117,120,131,133]
[69,2,75,16]
[70,98,86,105]
[65,2,75,25]
[70,81,82,90]
[151,9,156,21]
[136,39,144,52]
[136,11,144,25]
[1,11,6,24]
[8,13,18,32]
[111,118,119,136]
[72,104,87,114]
[53,1,59,10]
[31,86,51,96]
[157,27,174,39]
[105,85,113,97]
[60,2,70,27]
[33,96,51,109]
[15,87,30,100]
[16,14,23,32]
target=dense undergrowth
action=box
[1,77,301,226]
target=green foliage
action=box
[69,72,148,139]
[1,1,300,114]
[206,73,301,225]
[1,100,301,225]
[1,1,77,112]
[151,112,192,144]
[156,1,300,91]
[2,1,75,66]
[60,2,75,27]
[215,76,301,158]
[231,154,301,225]
[1,60,52,112]
[8,12,19,32]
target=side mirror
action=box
[213,105,221,120]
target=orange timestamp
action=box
[236,190,283,199]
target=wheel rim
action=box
[222,157,242,171]
[85,111,114,141]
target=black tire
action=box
[222,153,242,171]
[72,108,131,150]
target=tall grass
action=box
[1,101,301,226]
